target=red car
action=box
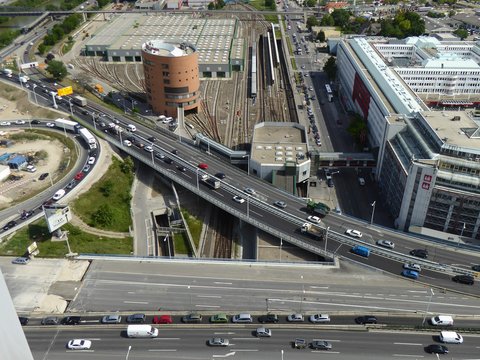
[153,315,173,324]
[198,163,208,170]
[74,172,84,181]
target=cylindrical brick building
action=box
[142,40,199,118]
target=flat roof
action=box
[420,110,480,150]
[86,14,238,64]
[142,40,196,57]
[251,123,308,165]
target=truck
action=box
[307,199,330,216]
[79,128,97,149]
[204,177,220,189]
[2,69,12,76]
[72,95,87,107]
[126,325,158,338]
[300,223,325,241]
[351,245,370,258]
[54,118,81,133]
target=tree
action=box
[347,114,368,148]
[92,204,114,226]
[120,156,135,174]
[306,16,319,29]
[208,1,215,9]
[454,28,469,40]
[317,31,326,42]
[305,0,316,7]
[46,60,67,81]
[100,180,114,197]
[331,9,351,28]
[320,14,335,26]
[323,56,337,80]
[215,0,225,9]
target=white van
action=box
[232,313,253,323]
[439,331,463,344]
[127,124,137,132]
[123,140,132,147]
[126,325,158,338]
[431,315,454,326]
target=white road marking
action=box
[311,351,340,354]
[123,301,148,304]
[408,290,426,293]
[196,304,220,308]
[214,282,233,285]
[148,349,177,352]
[394,343,423,346]
[250,210,263,217]
[66,350,95,353]
[197,295,222,298]
[310,286,329,289]
[127,291,135,294]
[212,352,236,358]
[393,355,424,358]
[232,338,260,340]
[214,332,235,335]
[153,338,180,340]
[81,320,100,324]
[231,349,258,352]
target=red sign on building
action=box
[352,73,371,119]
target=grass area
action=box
[291,58,297,71]
[265,15,279,24]
[72,156,133,232]
[181,209,202,248]
[0,220,132,257]
[173,232,190,255]
[286,38,293,56]
[62,41,74,54]
[275,29,282,39]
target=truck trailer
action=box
[72,95,87,107]
[203,177,221,189]
[126,325,158,338]
[300,223,324,241]
[79,128,97,150]
[351,245,370,258]
[54,118,81,133]
[307,200,330,216]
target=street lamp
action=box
[68,98,73,116]
[243,154,250,176]
[281,349,284,360]
[164,234,171,258]
[370,201,376,225]
[300,275,304,313]
[422,288,435,326]
[125,345,132,360]
[32,84,38,104]
[325,226,330,252]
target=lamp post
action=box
[459,223,466,247]
[325,226,330,252]
[68,98,73,116]
[300,275,304,313]
[196,168,200,190]
[243,154,250,176]
[32,84,38,105]
[370,201,376,225]
[279,238,283,261]
[125,345,132,360]
[281,349,284,360]
[187,285,192,310]
[422,288,435,326]
[26,110,32,129]
[164,234,171,258]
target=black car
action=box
[39,173,49,181]
[425,344,448,354]
[20,210,34,220]
[31,120,41,125]
[355,315,377,324]
[171,149,178,155]
[61,316,81,325]
[327,178,334,188]
[215,172,226,179]
[81,110,89,115]
[452,275,475,285]
[410,249,428,259]
[3,220,17,231]
[66,180,76,189]
[147,136,156,142]
[258,314,279,324]
[177,166,186,172]
[126,313,146,323]
[472,265,480,272]
[164,157,173,164]
[18,317,29,326]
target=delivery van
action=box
[439,331,463,344]
[127,124,137,132]
[431,315,454,326]
[351,245,370,258]
[126,325,158,338]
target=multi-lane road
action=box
[25,327,480,360]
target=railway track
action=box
[212,208,233,258]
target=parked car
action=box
[66,180,76,189]
[182,313,202,323]
[410,249,428,259]
[472,265,480,271]
[152,315,173,324]
[12,257,30,265]
[345,229,363,238]
[452,275,474,285]
[19,316,29,325]
[39,172,49,180]
[208,338,229,347]
[310,340,332,350]
[83,165,91,172]
[309,314,331,323]
[74,172,84,181]
[20,210,34,220]
[87,157,96,165]
[294,338,307,349]
[126,313,146,323]
[210,313,228,323]
[67,339,91,350]
[61,316,81,325]
[287,314,304,322]
[258,314,279,323]
[101,314,122,324]
[41,316,59,325]
[52,189,66,201]
[355,315,377,324]
[376,240,395,249]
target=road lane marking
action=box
[212,352,236,358]
[311,351,340,354]
[196,304,220,308]
[231,349,258,351]
[394,343,423,346]
[310,286,329,289]
[123,300,148,304]
[393,355,424,358]
[66,350,95,353]
[214,332,235,335]
[153,338,180,340]
[148,349,177,352]
[197,295,222,298]
[408,290,426,293]
[232,338,260,340]
[214,282,233,285]
[127,291,135,294]
[250,210,263,217]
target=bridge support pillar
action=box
[82,12,87,23]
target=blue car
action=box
[401,270,419,280]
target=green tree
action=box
[100,180,114,197]
[317,31,326,42]
[331,9,351,28]
[92,204,114,226]
[305,0,316,7]
[306,16,319,29]
[120,157,135,174]
[46,60,67,81]
[347,114,368,148]
[323,56,337,80]
[320,14,335,26]
[454,28,469,40]
[208,1,215,9]
[38,43,47,55]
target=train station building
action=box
[84,14,245,78]
[334,36,480,239]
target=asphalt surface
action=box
[25,327,480,360]
[1,73,480,296]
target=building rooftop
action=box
[251,123,308,165]
[420,110,480,151]
[142,40,196,57]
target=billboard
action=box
[43,205,72,233]
[57,86,73,96]
[20,62,38,69]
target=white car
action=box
[233,196,245,204]
[307,215,321,224]
[0,121,11,126]
[403,263,422,272]
[46,122,55,128]
[15,120,26,125]
[345,229,363,238]
[243,187,256,195]
[309,314,331,323]
[376,240,395,249]
[144,145,153,153]
[87,157,96,165]
[52,189,66,201]
[287,314,304,322]
[67,339,92,350]
[123,140,132,147]
[55,95,63,101]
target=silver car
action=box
[376,240,395,249]
[243,187,256,195]
[256,327,272,337]
[101,314,122,324]
[12,257,30,265]
[287,314,304,322]
[403,263,421,272]
[208,337,229,347]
